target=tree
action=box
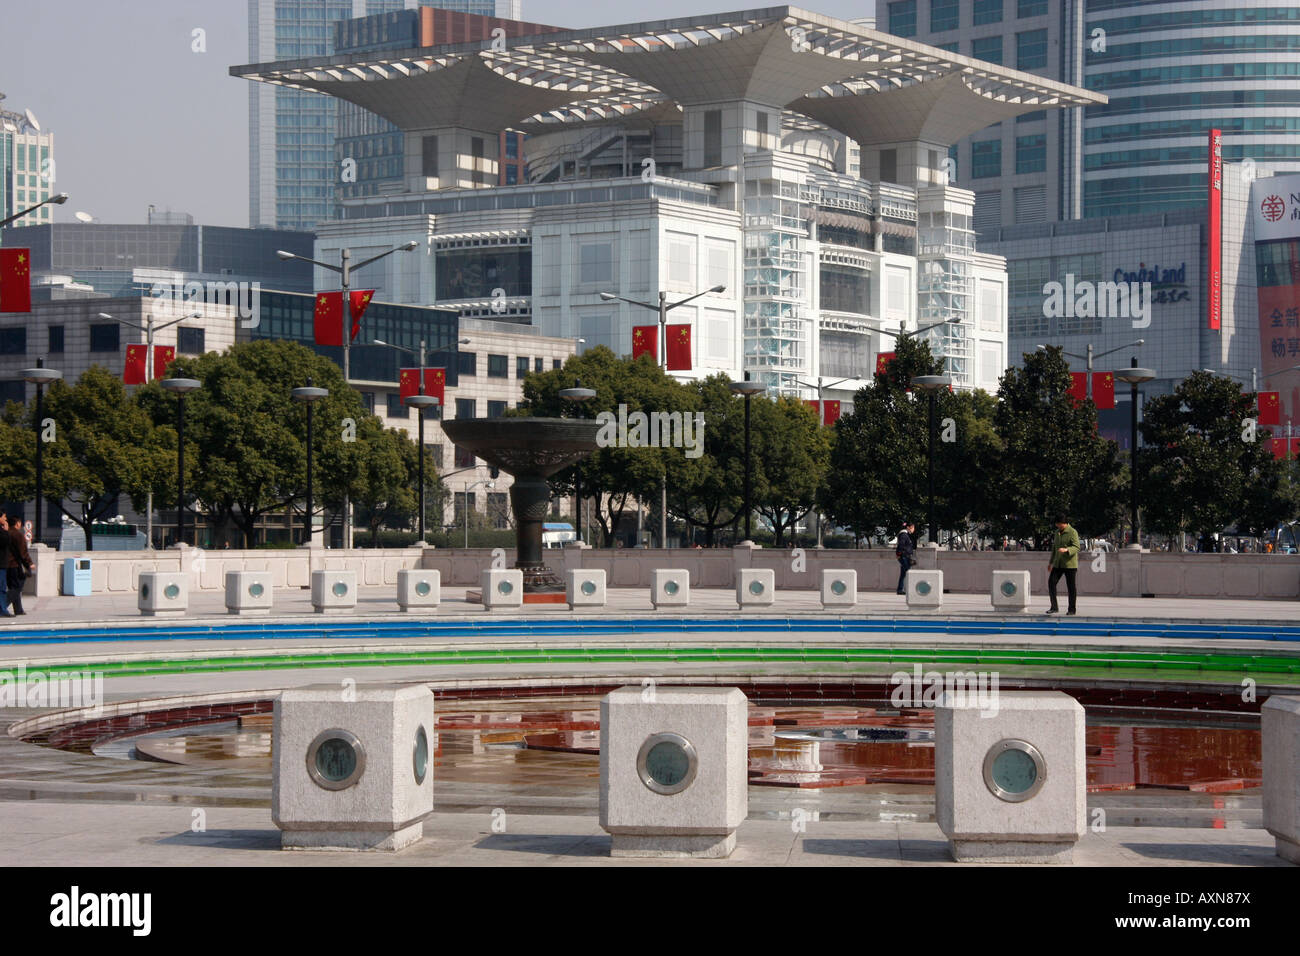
[138,340,368,547]
[517,347,695,545]
[985,346,1125,547]
[1140,371,1293,543]
[752,397,830,547]
[350,419,432,546]
[31,367,169,550]
[668,375,747,545]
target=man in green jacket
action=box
[1046,513,1080,615]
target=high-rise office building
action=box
[1,94,56,229]
[886,1,1300,228]
[245,0,522,231]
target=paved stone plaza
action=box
[2,586,1298,867]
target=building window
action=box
[931,0,959,32]
[487,400,507,418]
[456,398,476,419]
[457,351,476,377]
[1016,134,1047,173]
[0,328,26,355]
[360,391,375,414]
[505,132,518,160]
[534,357,543,372]
[516,356,530,377]
[487,354,508,377]
[471,136,485,170]
[703,109,722,167]
[177,326,205,354]
[89,324,120,352]
[421,135,438,178]
[386,392,409,418]
[505,165,518,185]
[972,35,1002,64]
[579,243,613,284]
[887,0,917,36]
[454,491,475,522]
[971,139,1002,178]
[973,0,1003,26]
[1018,0,1046,16]
[429,444,444,469]
[552,359,561,370]
[1016,29,1048,70]
[454,446,476,469]
[48,325,64,353]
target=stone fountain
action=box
[440,417,600,602]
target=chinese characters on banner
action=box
[1208,129,1222,331]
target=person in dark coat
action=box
[0,512,13,617]
[3,510,31,615]
[895,521,916,595]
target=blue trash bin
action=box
[62,558,92,596]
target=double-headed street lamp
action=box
[160,377,201,546]
[291,380,329,546]
[793,375,852,547]
[729,373,767,544]
[1037,340,1145,400]
[600,284,726,548]
[20,360,61,545]
[99,308,201,547]
[559,381,597,543]
[1113,360,1157,550]
[0,192,67,228]
[277,241,417,549]
[909,374,952,547]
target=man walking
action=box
[1046,513,1080,615]
[3,510,32,616]
[895,521,916,595]
[0,512,13,617]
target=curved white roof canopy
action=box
[230,5,1104,142]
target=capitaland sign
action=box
[1113,262,1186,287]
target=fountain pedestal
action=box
[442,417,600,604]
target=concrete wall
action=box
[30,543,1300,600]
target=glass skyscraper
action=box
[247,0,517,231]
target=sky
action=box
[0,0,875,228]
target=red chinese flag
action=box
[876,352,896,376]
[1067,372,1087,404]
[124,344,147,385]
[632,325,658,362]
[313,292,343,346]
[0,248,32,313]
[1091,371,1116,410]
[665,324,691,371]
[153,346,175,380]
[399,368,420,401]
[423,367,446,405]
[1272,438,1289,459]
[823,400,841,426]
[1292,438,1300,458]
[1258,392,1281,426]
[349,289,374,341]
[804,400,819,417]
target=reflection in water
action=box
[105,698,1264,793]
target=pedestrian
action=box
[1046,513,1080,615]
[895,521,916,595]
[5,510,32,616]
[0,512,13,617]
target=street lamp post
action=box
[0,192,68,228]
[1113,360,1156,550]
[1037,340,1145,400]
[729,373,766,543]
[291,380,329,546]
[909,375,952,547]
[601,284,726,548]
[20,361,62,545]
[793,374,851,547]
[559,381,597,543]
[160,378,201,546]
[406,393,439,542]
[277,241,417,548]
[100,308,201,547]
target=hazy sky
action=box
[1,0,875,228]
